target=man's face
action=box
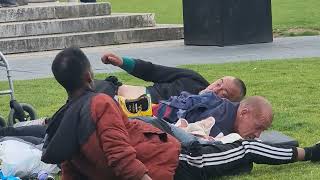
[235,108,271,139]
[201,76,241,101]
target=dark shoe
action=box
[0,116,6,127]
[105,76,123,87]
[311,142,320,162]
[305,142,320,162]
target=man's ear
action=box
[240,107,249,117]
[84,70,93,84]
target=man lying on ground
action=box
[154,91,272,139]
[41,47,320,180]
[95,52,246,103]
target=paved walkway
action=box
[1,35,320,81]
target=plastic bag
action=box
[0,171,21,180]
[0,138,59,178]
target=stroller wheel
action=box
[0,116,6,127]
[8,103,37,126]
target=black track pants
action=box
[175,139,297,180]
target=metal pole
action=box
[0,51,15,101]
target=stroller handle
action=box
[0,51,9,68]
[0,51,15,100]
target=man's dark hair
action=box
[234,78,247,101]
[52,47,91,92]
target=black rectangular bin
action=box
[182,0,273,46]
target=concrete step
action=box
[0,24,184,54]
[0,13,155,38]
[0,2,111,23]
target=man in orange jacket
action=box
[41,47,180,180]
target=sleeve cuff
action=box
[123,159,148,180]
[120,57,135,73]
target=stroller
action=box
[0,51,37,127]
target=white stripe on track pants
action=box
[174,139,297,180]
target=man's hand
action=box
[141,174,152,180]
[101,52,123,67]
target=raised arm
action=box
[101,52,209,84]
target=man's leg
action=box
[133,117,320,179]
[176,139,302,180]
[0,125,46,138]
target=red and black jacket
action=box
[42,90,180,180]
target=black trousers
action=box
[134,117,298,179]
[0,125,46,138]
[175,140,297,180]
[0,125,46,145]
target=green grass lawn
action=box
[105,0,320,36]
[1,58,320,179]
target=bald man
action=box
[234,96,272,139]
[154,91,272,139]
[96,52,246,103]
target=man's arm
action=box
[130,58,208,83]
[91,94,149,180]
[101,53,209,84]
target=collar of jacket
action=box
[41,89,95,164]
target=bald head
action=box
[234,96,273,139]
[241,96,273,121]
